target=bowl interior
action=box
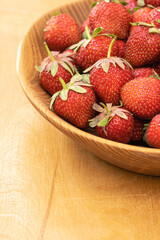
[17,0,160,176]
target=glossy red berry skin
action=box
[40,64,72,95]
[44,13,81,52]
[89,1,132,40]
[96,112,134,143]
[75,35,118,70]
[90,63,133,105]
[146,7,160,28]
[131,117,144,141]
[116,40,126,59]
[53,87,96,129]
[132,67,155,78]
[145,114,160,148]
[121,77,160,119]
[125,26,160,68]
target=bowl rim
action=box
[16,0,160,155]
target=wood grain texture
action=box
[1,0,160,239]
[17,0,160,176]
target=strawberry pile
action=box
[35,0,160,149]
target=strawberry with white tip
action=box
[50,74,96,128]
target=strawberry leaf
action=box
[147,4,155,8]
[59,89,69,101]
[137,0,145,7]
[82,74,90,84]
[69,39,86,51]
[91,27,103,38]
[69,86,87,93]
[70,73,83,83]
[59,61,73,76]
[90,1,99,8]
[97,117,109,127]
[119,1,127,6]
[114,109,128,119]
[53,11,60,16]
[101,62,110,74]
[83,39,91,48]
[115,58,125,69]
[149,27,160,34]
[156,19,160,23]
[50,91,60,109]
[35,63,47,73]
[65,61,76,73]
[92,103,104,112]
[89,111,106,127]
[130,22,155,27]
[149,70,160,79]
[51,61,58,77]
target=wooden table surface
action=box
[1,0,160,239]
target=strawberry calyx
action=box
[130,21,160,34]
[69,26,103,51]
[90,1,99,8]
[50,73,91,108]
[69,26,117,51]
[149,27,160,34]
[130,21,155,27]
[84,36,132,73]
[35,42,77,77]
[84,56,132,73]
[137,0,145,7]
[149,70,160,79]
[89,102,131,129]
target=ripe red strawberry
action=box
[44,13,81,52]
[50,74,96,128]
[130,6,152,33]
[132,6,152,23]
[116,40,126,58]
[35,42,77,95]
[144,114,160,148]
[130,117,144,141]
[121,77,160,119]
[89,1,132,39]
[145,7,160,28]
[138,0,160,7]
[89,103,134,143]
[70,27,118,70]
[133,67,155,78]
[84,38,133,105]
[125,25,160,67]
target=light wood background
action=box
[1,0,160,239]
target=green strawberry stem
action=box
[100,102,110,114]
[44,42,55,62]
[59,77,67,90]
[107,37,117,58]
[85,25,92,40]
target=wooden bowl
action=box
[17,0,160,176]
